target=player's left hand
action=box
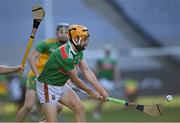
[16,65,24,73]
[99,89,109,101]
[88,89,103,100]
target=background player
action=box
[16,23,69,122]
[35,24,108,122]
[93,45,120,119]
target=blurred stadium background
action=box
[0,0,180,122]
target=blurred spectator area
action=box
[112,0,180,46]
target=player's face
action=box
[79,36,89,50]
[57,27,69,43]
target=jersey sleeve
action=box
[35,41,47,53]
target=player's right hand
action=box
[89,89,103,100]
[102,91,109,101]
[98,88,109,101]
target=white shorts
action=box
[36,80,71,104]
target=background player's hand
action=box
[16,65,24,73]
[89,89,103,100]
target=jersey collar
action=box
[68,41,77,55]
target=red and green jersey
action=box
[37,41,83,86]
[28,38,63,77]
[97,57,117,80]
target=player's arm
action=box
[67,68,102,100]
[28,50,41,77]
[0,65,23,74]
[79,59,109,98]
[28,41,47,77]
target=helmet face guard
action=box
[69,25,89,51]
[72,36,89,51]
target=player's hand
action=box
[88,89,103,100]
[16,65,24,73]
[99,89,109,101]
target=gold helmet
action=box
[69,24,89,46]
